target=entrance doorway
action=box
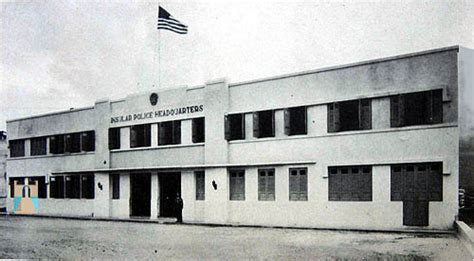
[130,173,151,217]
[159,173,181,218]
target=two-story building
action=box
[5,46,474,231]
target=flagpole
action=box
[156,2,161,90]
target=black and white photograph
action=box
[0,0,473,259]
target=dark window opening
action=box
[391,162,442,202]
[65,133,81,153]
[195,171,205,200]
[81,131,95,152]
[49,135,64,154]
[328,165,372,201]
[50,176,65,198]
[159,120,181,145]
[289,168,307,201]
[65,175,81,199]
[225,114,245,141]
[30,137,47,156]
[130,124,151,148]
[253,110,275,138]
[328,99,372,133]
[81,174,95,199]
[284,106,307,135]
[391,89,443,127]
[28,177,47,198]
[9,177,24,197]
[110,174,120,199]
[108,128,121,150]
[229,169,245,200]
[9,140,25,158]
[192,117,205,143]
[258,168,275,201]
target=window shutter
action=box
[158,123,165,145]
[50,136,56,154]
[328,103,340,133]
[289,171,299,200]
[284,108,291,135]
[391,95,404,127]
[253,112,260,138]
[224,115,230,140]
[432,90,443,124]
[130,126,138,147]
[299,171,307,200]
[143,125,151,146]
[240,115,246,140]
[258,173,266,200]
[271,111,276,137]
[360,99,372,130]
[173,121,181,144]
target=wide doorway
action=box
[159,173,181,218]
[130,173,151,217]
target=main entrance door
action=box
[159,173,181,218]
[130,173,151,217]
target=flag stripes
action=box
[157,6,188,34]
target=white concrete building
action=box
[0,131,7,212]
[5,46,474,231]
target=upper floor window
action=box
[192,117,205,143]
[229,169,245,200]
[65,133,81,153]
[253,110,275,138]
[328,166,372,201]
[50,135,65,154]
[158,120,181,145]
[391,89,442,127]
[328,99,372,133]
[225,114,245,141]
[108,128,121,150]
[9,139,25,158]
[284,106,307,136]
[30,137,47,156]
[81,131,95,152]
[130,124,151,148]
[50,131,95,154]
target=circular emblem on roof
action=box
[150,93,159,106]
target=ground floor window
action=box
[28,177,47,198]
[328,166,372,201]
[229,169,245,200]
[289,168,307,201]
[50,174,94,199]
[110,174,120,199]
[9,177,46,198]
[195,171,205,200]
[258,168,275,201]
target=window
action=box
[289,168,307,201]
[28,177,47,198]
[65,133,81,153]
[391,89,442,127]
[108,128,121,150]
[229,169,245,200]
[158,120,181,145]
[81,174,95,199]
[328,99,372,133]
[110,174,120,199]
[50,135,65,154]
[258,168,275,201]
[9,177,24,197]
[328,166,372,201]
[65,175,81,199]
[30,137,47,156]
[391,162,442,202]
[253,110,275,138]
[130,124,151,148]
[81,131,95,151]
[195,171,205,200]
[225,114,245,141]
[192,117,205,143]
[284,106,307,136]
[50,176,65,198]
[9,140,25,157]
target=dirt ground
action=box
[0,216,471,260]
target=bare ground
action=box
[0,216,471,260]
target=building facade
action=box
[0,131,7,212]
[6,46,474,231]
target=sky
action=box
[1,0,473,131]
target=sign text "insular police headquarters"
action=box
[110,105,204,124]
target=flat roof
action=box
[6,45,460,123]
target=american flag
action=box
[157,6,188,34]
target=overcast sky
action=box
[1,0,473,131]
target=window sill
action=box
[7,151,95,161]
[228,123,457,144]
[110,143,204,153]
